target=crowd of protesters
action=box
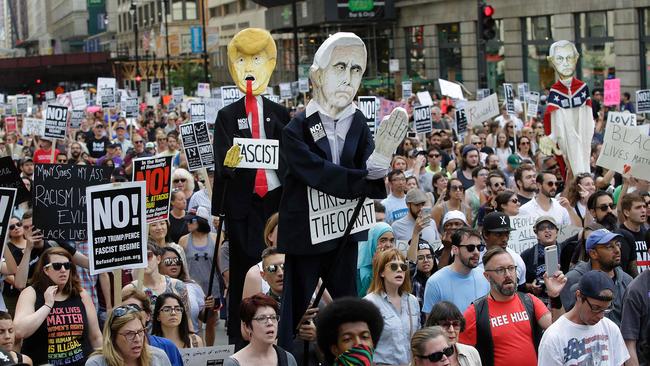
[0,87,644,366]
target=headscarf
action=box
[333,344,374,366]
[357,222,393,269]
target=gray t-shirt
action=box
[85,347,171,366]
[621,269,650,365]
[223,349,297,366]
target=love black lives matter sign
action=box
[87,181,147,275]
[180,121,214,171]
[132,156,173,223]
[33,164,113,241]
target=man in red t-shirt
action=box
[32,138,60,164]
[460,247,567,366]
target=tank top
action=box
[22,287,93,366]
[455,169,475,190]
[186,233,221,298]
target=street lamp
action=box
[160,0,171,94]
[130,1,140,94]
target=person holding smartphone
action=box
[392,189,440,263]
[520,216,561,305]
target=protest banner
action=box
[220,86,242,107]
[455,108,468,136]
[604,78,620,106]
[180,345,234,366]
[266,94,281,104]
[190,102,206,122]
[307,187,376,244]
[150,81,161,98]
[507,215,537,254]
[527,91,540,118]
[358,96,378,135]
[44,105,69,140]
[124,97,139,119]
[203,97,220,124]
[33,164,113,241]
[69,110,85,130]
[637,89,650,113]
[597,123,650,181]
[279,83,292,100]
[133,156,173,223]
[607,111,637,127]
[517,83,529,103]
[0,188,16,263]
[439,79,465,100]
[402,81,413,99]
[233,138,279,170]
[197,82,210,98]
[413,105,432,134]
[97,78,116,108]
[465,93,499,126]
[172,87,184,104]
[416,91,433,106]
[87,181,147,275]
[0,157,29,203]
[503,83,515,114]
[22,117,44,137]
[4,117,16,133]
[70,90,87,110]
[15,96,28,115]
[477,88,491,100]
[44,90,55,102]
[56,92,72,109]
[180,121,214,171]
[298,78,310,93]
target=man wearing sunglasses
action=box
[560,229,632,327]
[422,227,490,317]
[538,270,629,366]
[519,171,581,227]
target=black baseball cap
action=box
[483,212,512,233]
[576,270,615,301]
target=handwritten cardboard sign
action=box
[308,187,375,244]
[465,93,500,126]
[604,78,621,107]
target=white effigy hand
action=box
[373,107,409,159]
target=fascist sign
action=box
[233,138,279,170]
[308,187,375,244]
[358,96,378,135]
[133,156,173,223]
[33,164,113,241]
[0,157,30,204]
[44,105,69,140]
[413,105,432,134]
[180,121,214,171]
[87,181,147,275]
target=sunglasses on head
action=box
[112,304,142,318]
[417,346,454,362]
[387,262,408,272]
[9,222,22,230]
[45,262,71,271]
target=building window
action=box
[641,9,650,88]
[575,11,615,91]
[438,23,462,82]
[522,16,555,91]
[405,26,426,80]
[224,2,236,16]
[186,0,197,19]
[486,19,505,93]
[172,0,183,20]
[209,6,218,18]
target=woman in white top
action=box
[364,248,420,366]
[494,132,511,170]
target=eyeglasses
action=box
[160,306,184,314]
[112,304,142,318]
[134,140,144,144]
[519,141,530,146]
[173,178,186,183]
[386,262,408,272]
[118,328,146,342]
[545,181,558,187]
[458,243,485,252]
[9,222,22,230]
[438,320,462,330]
[537,223,557,231]
[428,153,440,158]
[417,254,434,261]
[266,264,284,273]
[597,203,615,211]
[450,185,464,191]
[45,262,71,271]
[57,159,68,163]
[252,314,279,323]
[509,198,519,204]
[95,125,105,129]
[417,346,454,362]
[485,265,517,276]
[163,257,181,266]
[583,297,613,314]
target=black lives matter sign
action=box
[180,121,214,171]
[44,105,68,139]
[33,164,113,241]
[87,181,147,275]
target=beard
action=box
[490,277,516,296]
[598,213,618,231]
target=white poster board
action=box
[465,93,500,126]
[233,138,280,170]
[597,123,650,180]
[607,111,637,127]
[439,78,465,100]
[308,187,375,244]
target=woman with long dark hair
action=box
[432,178,473,229]
[152,293,203,349]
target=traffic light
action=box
[135,75,142,82]
[36,79,41,84]
[480,3,496,40]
